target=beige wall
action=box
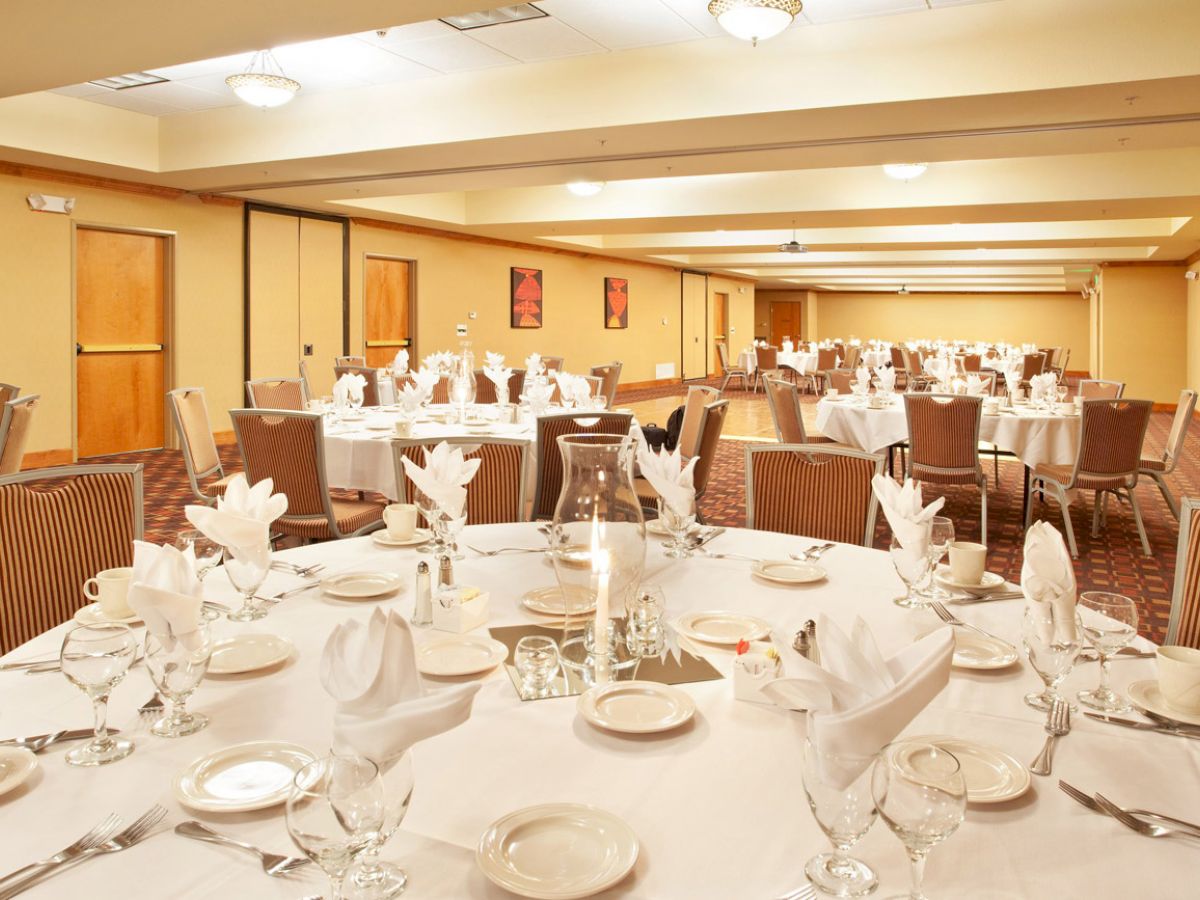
[1188,260,1200,394]
[1098,265,1187,404]
[756,290,811,342]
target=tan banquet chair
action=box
[0,383,19,406]
[0,464,143,654]
[808,348,839,394]
[1078,379,1125,400]
[825,369,856,395]
[889,347,908,389]
[474,368,526,405]
[764,378,833,445]
[246,377,308,410]
[1025,398,1153,558]
[336,356,366,366]
[390,437,529,524]
[230,409,385,541]
[676,385,719,457]
[0,394,38,476]
[333,365,382,407]
[754,346,784,392]
[904,394,988,544]
[745,445,883,546]
[1167,497,1200,649]
[843,346,861,371]
[639,400,729,520]
[590,362,623,409]
[1139,388,1198,519]
[168,387,239,506]
[717,343,750,392]
[531,411,634,520]
[542,356,566,374]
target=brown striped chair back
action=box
[168,387,234,505]
[960,354,982,372]
[755,346,779,371]
[890,346,905,369]
[1021,353,1046,380]
[692,399,730,500]
[590,362,623,408]
[842,347,861,371]
[246,378,308,410]
[825,369,855,395]
[1072,399,1152,486]
[764,378,809,444]
[904,394,984,476]
[397,373,452,404]
[532,412,634,519]
[745,445,883,546]
[542,356,566,373]
[816,348,838,370]
[0,395,38,476]
[333,366,382,407]
[0,464,143,654]
[473,368,526,405]
[1168,497,1200,648]
[336,356,366,366]
[390,437,529,524]
[678,385,718,457]
[1079,379,1124,400]
[0,383,18,407]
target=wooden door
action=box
[681,273,707,380]
[770,301,801,346]
[75,228,166,457]
[711,292,728,376]
[364,257,412,369]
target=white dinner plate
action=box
[752,559,826,585]
[1127,680,1200,727]
[578,681,695,734]
[207,634,294,675]
[521,585,596,617]
[675,610,772,646]
[0,746,38,798]
[372,528,431,548]
[417,635,509,676]
[173,741,316,813]
[73,603,142,626]
[339,414,366,423]
[476,803,639,899]
[947,629,1020,670]
[321,571,406,599]
[908,734,1031,804]
[935,567,1007,593]
[366,422,392,432]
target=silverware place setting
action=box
[174,821,311,877]
[270,561,326,578]
[789,542,835,562]
[466,545,546,557]
[1059,781,1200,838]
[0,728,120,754]
[946,589,1024,604]
[1077,647,1156,662]
[1030,696,1070,776]
[254,582,320,605]
[929,601,1010,645]
[1083,712,1200,739]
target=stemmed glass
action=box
[919,517,955,600]
[60,623,138,767]
[144,621,213,737]
[1056,385,1069,407]
[1077,592,1138,712]
[287,755,386,900]
[801,737,878,897]
[345,753,415,900]
[514,635,560,698]
[176,529,223,621]
[658,495,696,559]
[872,741,966,900]
[890,528,932,609]
[1022,605,1083,711]
[222,545,271,622]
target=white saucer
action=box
[476,803,639,899]
[366,423,392,432]
[936,567,1007,593]
[752,559,826,585]
[339,414,366,423]
[1127,680,1200,726]
[0,747,38,798]
[909,734,1031,804]
[675,610,772,646]
[417,635,509,676]
[372,528,432,548]
[207,634,294,675]
[935,628,1020,670]
[73,603,142,626]
[321,571,406,599]
[521,585,596,617]
[173,741,316,813]
[578,681,695,734]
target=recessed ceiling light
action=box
[567,181,604,197]
[708,0,803,46]
[883,163,928,181]
[226,50,300,108]
[88,72,168,90]
[441,4,548,30]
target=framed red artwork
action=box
[511,267,543,328]
[604,276,628,329]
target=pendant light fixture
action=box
[708,0,803,46]
[778,220,807,254]
[226,50,301,108]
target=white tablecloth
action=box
[860,349,891,369]
[814,397,1081,467]
[1,524,1194,898]
[740,350,819,375]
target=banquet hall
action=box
[2,1,1200,897]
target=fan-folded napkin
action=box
[185,474,287,562]
[400,442,481,519]
[525,352,545,377]
[128,541,205,651]
[333,372,366,408]
[872,475,944,581]
[854,367,871,388]
[1022,521,1079,643]
[966,374,986,396]
[484,364,513,395]
[485,351,505,368]
[1030,372,1057,403]
[423,351,454,374]
[874,367,896,393]
[398,381,426,414]
[392,349,409,374]
[636,444,698,519]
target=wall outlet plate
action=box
[303,344,314,356]
[456,324,467,336]
[468,311,478,319]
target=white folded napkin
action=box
[525,379,554,410]
[782,340,794,353]
[966,373,985,396]
[128,541,205,651]
[321,610,480,771]
[874,366,896,393]
[400,441,481,519]
[1022,521,1079,644]
[423,351,454,374]
[392,349,409,374]
[185,473,287,562]
[485,351,505,369]
[854,367,871,388]
[555,373,591,405]
[333,372,366,408]
[636,444,698,518]
[412,367,441,397]
[764,615,953,788]
[398,381,426,414]
[872,475,944,582]
[1030,372,1057,403]
[484,364,512,396]
[525,352,545,377]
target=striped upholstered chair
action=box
[889,346,908,389]
[589,362,623,409]
[1167,497,1200,649]
[1025,398,1153,558]
[542,356,566,374]
[637,400,730,520]
[396,373,451,404]
[745,445,883,546]
[333,365,382,407]
[1078,379,1125,400]
[0,395,38,476]
[676,385,719,456]
[336,356,366,366]
[0,383,18,407]
[764,378,833,445]
[1138,388,1198,519]
[246,378,308,410]
[904,394,988,544]
[824,369,855,395]
[168,387,239,506]
[230,409,385,541]
[474,369,526,405]
[753,346,783,392]
[390,437,529,524]
[531,411,634,520]
[0,464,143,654]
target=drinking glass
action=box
[176,530,223,621]
[1022,605,1083,711]
[144,622,213,737]
[918,517,955,601]
[658,495,697,560]
[60,623,138,766]
[443,512,467,562]
[801,737,878,897]
[1056,385,1069,405]
[626,584,667,656]
[346,752,415,900]
[514,636,560,698]
[1077,592,1138,712]
[287,755,386,900]
[222,545,271,622]
[872,741,966,900]
[890,530,932,609]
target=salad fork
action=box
[1093,794,1200,841]
[1030,697,1070,776]
[0,813,120,892]
[929,601,1008,644]
[775,883,817,900]
[175,821,311,876]
[1058,781,1200,836]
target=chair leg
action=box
[1055,484,1079,558]
[992,447,1000,483]
[1091,492,1104,537]
[1024,476,1035,529]
[1127,488,1152,557]
[1154,472,1180,520]
[721,373,731,392]
[979,477,988,547]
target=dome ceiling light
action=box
[708,0,803,46]
[883,163,928,181]
[226,50,301,108]
[566,181,605,197]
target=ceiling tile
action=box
[657,0,729,37]
[535,0,706,49]
[802,0,928,25]
[465,16,607,61]
[928,0,999,6]
[356,21,459,46]
[272,37,433,87]
[130,80,236,112]
[148,52,255,81]
[391,34,520,73]
[50,83,110,98]
[84,89,184,116]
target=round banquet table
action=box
[859,349,891,369]
[0,524,1194,899]
[739,350,819,376]
[814,396,1081,468]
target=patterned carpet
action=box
[90,379,1193,642]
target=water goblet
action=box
[345,752,415,900]
[514,635,560,698]
[1056,385,1069,405]
[890,530,932,609]
[222,544,271,622]
[918,517,954,600]
[872,741,966,900]
[658,496,696,560]
[144,621,212,737]
[1022,605,1083,711]
[176,530,223,621]
[801,737,878,897]
[60,622,138,766]
[1077,592,1138,712]
[287,755,386,900]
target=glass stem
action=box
[92,694,110,743]
[1098,656,1111,694]
[328,873,345,900]
[907,848,928,899]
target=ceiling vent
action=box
[440,4,548,30]
[87,72,168,90]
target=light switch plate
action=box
[468,311,477,320]
[456,324,467,336]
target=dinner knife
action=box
[0,728,119,748]
[1084,713,1200,739]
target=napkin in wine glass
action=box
[966,374,986,396]
[398,380,426,414]
[423,351,454,374]
[636,444,698,519]
[400,441,481,520]
[1029,372,1057,403]
[484,364,513,395]
[333,372,366,408]
[485,351,505,368]
[525,352,545,378]
[854,367,871,388]
[185,473,287,562]
[1022,521,1079,644]
[874,366,895,393]
[128,541,205,651]
[872,475,944,583]
[412,367,441,397]
[392,348,409,374]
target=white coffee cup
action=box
[825,387,839,397]
[383,503,418,540]
[982,398,999,415]
[1157,646,1200,715]
[1056,401,1074,416]
[394,418,414,438]
[1073,396,1084,412]
[82,567,134,619]
[947,542,987,585]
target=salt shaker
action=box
[412,560,432,625]
[804,619,819,665]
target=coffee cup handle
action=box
[82,578,101,601]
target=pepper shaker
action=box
[804,619,819,666]
[412,560,432,625]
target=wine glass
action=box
[1022,605,1083,711]
[919,517,955,600]
[222,544,271,622]
[176,530,223,621]
[144,621,213,737]
[60,623,138,766]
[345,752,415,900]
[890,529,932,609]
[514,636,560,698]
[1056,385,1069,406]
[287,755,386,900]
[658,495,696,559]
[801,737,878,897]
[1077,592,1138,712]
[872,741,966,900]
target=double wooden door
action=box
[681,273,707,381]
[364,257,412,368]
[770,301,802,346]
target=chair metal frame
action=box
[167,387,229,506]
[245,377,311,409]
[1078,379,1126,400]
[0,394,39,475]
[589,361,623,409]
[717,342,750,392]
[389,436,530,523]
[0,463,144,539]
[1139,388,1198,519]
[1167,496,1200,646]
[903,393,988,544]
[0,383,19,406]
[763,377,815,443]
[335,356,366,366]
[531,411,634,520]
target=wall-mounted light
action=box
[567,181,605,197]
[27,194,75,214]
[883,163,928,181]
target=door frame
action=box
[680,270,709,382]
[70,222,177,459]
[362,254,418,365]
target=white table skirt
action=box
[0,523,1192,898]
[814,397,1081,467]
[740,350,819,375]
[860,349,891,369]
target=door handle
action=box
[365,340,411,348]
[76,343,164,353]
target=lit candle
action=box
[590,514,610,680]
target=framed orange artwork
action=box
[604,276,628,329]
[511,267,543,328]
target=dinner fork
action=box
[466,545,545,557]
[1093,793,1200,842]
[1058,781,1200,836]
[0,813,120,892]
[929,601,1008,644]
[697,548,760,563]
[175,821,311,877]
[271,561,325,578]
[137,694,165,724]
[774,883,817,900]
[790,542,835,562]
[1030,697,1070,776]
